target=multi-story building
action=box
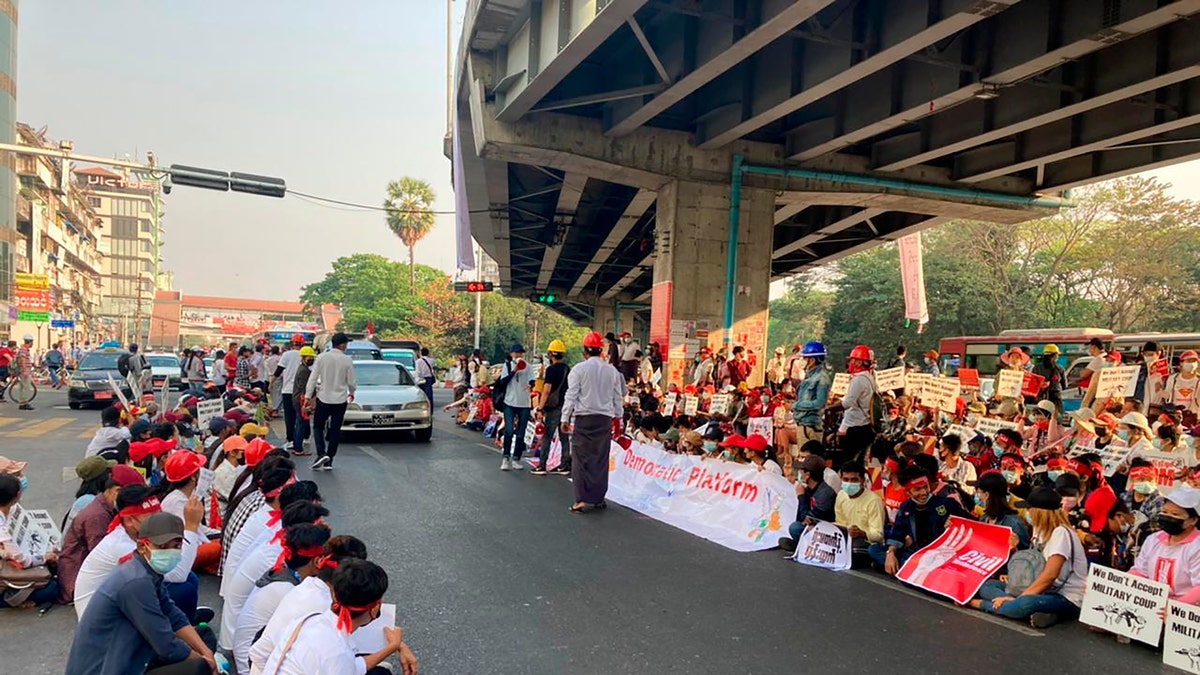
[11,123,103,347]
[0,3,18,341]
[76,165,169,345]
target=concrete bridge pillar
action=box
[650,180,773,388]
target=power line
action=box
[286,188,494,215]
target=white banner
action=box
[1079,565,1169,646]
[606,441,798,552]
[920,377,961,410]
[874,366,906,393]
[790,520,851,571]
[1095,365,1140,399]
[1165,601,1200,674]
[904,372,930,397]
[830,373,851,398]
[196,399,224,430]
[995,370,1023,399]
[974,417,1019,438]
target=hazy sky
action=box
[19,0,464,300]
[17,2,1199,304]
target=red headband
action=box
[107,497,162,533]
[272,541,327,573]
[265,508,283,528]
[903,476,930,490]
[1129,466,1156,481]
[884,458,900,474]
[332,598,382,634]
[263,476,297,500]
[317,556,339,571]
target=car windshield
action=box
[382,350,416,369]
[79,352,124,370]
[354,362,415,386]
[148,356,179,368]
[346,349,380,360]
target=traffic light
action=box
[168,165,286,198]
[453,281,494,292]
[231,171,286,198]
[530,293,556,304]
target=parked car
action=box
[381,348,417,371]
[146,353,183,391]
[344,340,382,361]
[68,348,134,409]
[341,360,432,441]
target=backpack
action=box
[863,374,887,431]
[117,353,132,377]
[491,364,516,412]
[544,364,570,411]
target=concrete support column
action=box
[650,180,773,387]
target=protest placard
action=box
[974,417,1020,438]
[957,368,980,389]
[1021,372,1045,399]
[920,377,961,411]
[1141,449,1189,488]
[945,424,976,444]
[904,372,930,397]
[896,517,1012,604]
[1079,565,1169,646]
[660,393,677,417]
[791,520,851,571]
[682,395,699,416]
[1164,601,1200,674]
[874,366,906,393]
[350,603,397,654]
[747,417,773,441]
[196,468,216,498]
[10,507,61,558]
[1068,444,1131,477]
[830,373,851,398]
[995,370,1023,399]
[709,393,732,416]
[1094,365,1140,399]
[196,399,224,429]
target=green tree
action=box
[768,272,832,353]
[384,177,436,290]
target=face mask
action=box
[1118,520,1132,534]
[1001,470,1019,485]
[974,494,986,508]
[1061,496,1079,510]
[842,483,862,497]
[1035,420,1049,431]
[147,548,182,575]
[1183,362,1198,374]
[703,441,718,452]
[1133,482,1157,495]
[721,450,735,461]
[881,478,891,488]
[1157,515,1188,536]
[1047,470,1063,481]
[1152,439,1164,451]
[1024,511,1034,526]
[18,477,28,492]
[1117,429,1132,442]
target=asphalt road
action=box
[0,388,1172,674]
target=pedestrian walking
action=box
[415,347,437,405]
[15,335,36,410]
[45,341,65,389]
[531,339,571,476]
[499,344,532,471]
[562,331,624,513]
[182,347,207,396]
[274,334,306,450]
[305,333,356,471]
[292,346,317,456]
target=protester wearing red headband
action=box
[56,464,146,604]
[232,523,331,675]
[1122,461,1165,538]
[869,465,970,576]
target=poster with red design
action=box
[896,517,1012,605]
[1021,372,1045,398]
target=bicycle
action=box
[3,377,37,406]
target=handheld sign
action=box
[1079,565,1168,646]
[682,395,699,416]
[747,417,773,440]
[1068,444,1131,478]
[709,393,732,417]
[790,520,851,571]
[896,517,1012,604]
[974,417,1019,438]
[995,370,1023,399]
[920,377,961,411]
[1141,449,1189,488]
[660,393,677,417]
[957,368,980,389]
[830,373,851,398]
[106,373,132,411]
[1021,372,1045,399]
[1094,366,1139,399]
[873,366,905,393]
[1164,602,1200,674]
[904,372,930,397]
[196,399,224,430]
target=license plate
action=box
[370,414,394,426]
[153,379,165,386]
[95,391,113,400]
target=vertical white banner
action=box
[452,116,476,272]
[897,232,928,327]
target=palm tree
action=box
[384,177,436,289]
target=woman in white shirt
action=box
[742,434,783,475]
[969,487,1087,628]
[0,471,61,608]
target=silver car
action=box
[342,360,432,441]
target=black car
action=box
[68,348,135,409]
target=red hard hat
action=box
[849,345,874,361]
[582,331,605,349]
[164,451,205,483]
[291,333,305,345]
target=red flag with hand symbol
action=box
[896,517,1012,605]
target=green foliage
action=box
[772,176,1200,362]
[384,177,437,290]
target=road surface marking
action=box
[845,569,1043,637]
[9,417,74,438]
[0,417,19,427]
[357,445,390,464]
[79,428,98,439]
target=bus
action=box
[262,328,316,347]
[938,328,1114,377]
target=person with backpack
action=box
[120,343,149,397]
[44,341,65,389]
[532,340,571,476]
[834,345,878,467]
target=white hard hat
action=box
[22,334,33,342]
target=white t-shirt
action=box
[1042,525,1088,606]
[74,527,201,619]
[220,536,284,654]
[502,360,532,409]
[85,426,131,457]
[277,350,302,395]
[249,353,265,380]
[250,576,368,675]
[233,576,297,674]
[759,459,783,476]
[221,506,271,597]
[258,611,359,675]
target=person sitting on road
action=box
[796,440,841,491]
[742,434,782,475]
[159,451,222,575]
[998,451,1032,500]
[1122,461,1165,541]
[232,522,332,675]
[937,434,976,496]
[258,559,417,675]
[1092,500,1137,571]
[972,470,1029,550]
[220,451,290,575]
[86,405,132,458]
[869,465,970,575]
[74,485,206,623]
[778,455,837,553]
[64,513,218,675]
[1130,485,1200,605]
[0,469,61,609]
[213,436,249,511]
[58,464,146,605]
[833,461,884,567]
[204,417,236,466]
[65,456,117,533]
[969,487,1088,628]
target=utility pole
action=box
[473,243,481,350]
[135,284,143,347]
[446,0,454,136]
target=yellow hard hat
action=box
[547,339,567,354]
[1043,344,1061,355]
[299,346,317,358]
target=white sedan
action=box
[342,360,432,441]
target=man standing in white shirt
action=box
[415,347,437,404]
[499,344,532,471]
[273,335,305,450]
[562,331,625,512]
[305,333,357,471]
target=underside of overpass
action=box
[452,0,1200,380]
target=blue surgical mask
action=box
[841,483,863,497]
[721,450,735,461]
[18,477,28,492]
[974,493,986,508]
[1047,470,1063,481]
[147,548,182,575]
[702,440,718,452]
[1117,429,1132,442]
[1001,470,1018,485]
